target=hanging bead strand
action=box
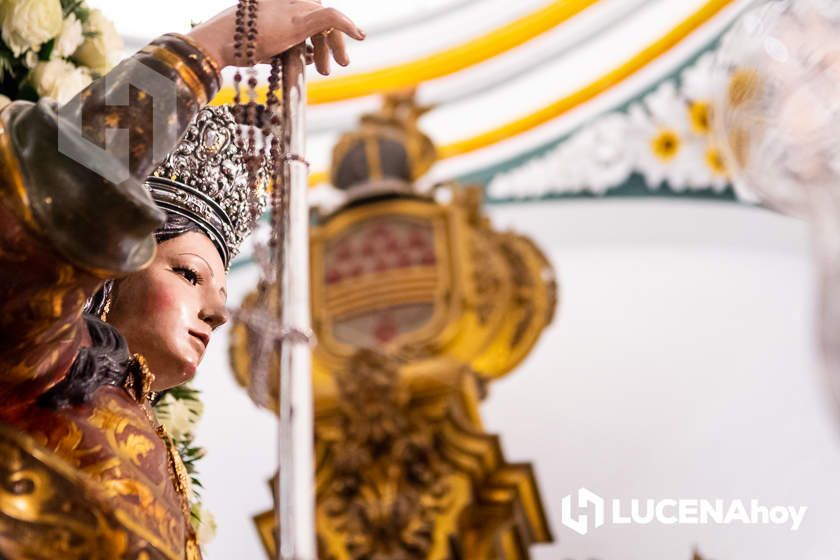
[232,0,248,147]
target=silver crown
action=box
[146,105,268,267]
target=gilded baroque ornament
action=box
[319,351,451,559]
[230,93,557,559]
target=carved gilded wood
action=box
[230,93,556,559]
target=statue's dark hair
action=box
[153,212,204,244]
[43,212,205,409]
[38,315,130,408]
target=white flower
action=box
[681,52,716,137]
[548,141,586,194]
[568,113,634,194]
[486,173,517,199]
[0,94,11,110]
[0,0,62,57]
[194,506,217,545]
[55,13,83,58]
[73,9,123,74]
[31,59,92,104]
[629,82,707,190]
[693,142,730,192]
[520,158,552,197]
[155,393,204,440]
[24,49,37,68]
[487,113,633,199]
[681,52,715,103]
[487,160,546,199]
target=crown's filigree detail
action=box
[146,105,268,266]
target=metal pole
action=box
[276,43,316,560]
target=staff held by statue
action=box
[230,4,338,557]
[276,44,316,560]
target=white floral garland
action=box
[153,385,217,545]
[487,52,759,203]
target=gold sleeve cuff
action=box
[146,33,223,104]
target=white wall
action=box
[194,199,840,560]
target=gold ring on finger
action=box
[321,27,334,38]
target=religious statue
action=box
[0,2,364,559]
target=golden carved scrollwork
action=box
[317,351,453,560]
[0,422,173,560]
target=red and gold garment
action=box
[0,34,220,560]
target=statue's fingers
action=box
[310,33,331,75]
[326,29,349,67]
[302,7,364,42]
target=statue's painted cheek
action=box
[148,284,176,316]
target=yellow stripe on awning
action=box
[212,0,601,106]
[306,0,733,186]
[439,0,733,158]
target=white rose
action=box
[72,9,122,74]
[155,394,204,440]
[54,13,83,58]
[31,59,92,104]
[0,95,11,111]
[194,507,217,545]
[24,49,37,68]
[0,0,62,57]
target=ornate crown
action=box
[146,105,268,267]
[330,90,437,193]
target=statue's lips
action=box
[189,330,209,355]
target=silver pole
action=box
[276,44,316,560]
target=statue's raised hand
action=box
[188,0,365,75]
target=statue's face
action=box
[107,231,228,391]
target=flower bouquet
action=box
[155,384,217,544]
[0,0,123,107]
